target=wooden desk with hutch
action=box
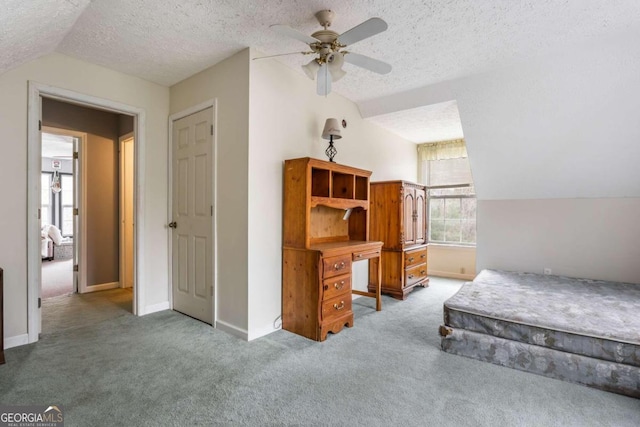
[282,158,383,341]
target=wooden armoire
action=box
[368,181,429,300]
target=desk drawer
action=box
[404,248,427,268]
[322,274,351,301]
[352,248,381,261]
[321,295,352,321]
[405,263,427,287]
[322,255,352,278]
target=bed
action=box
[41,235,53,260]
[439,269,640,397]
[41,224,67,261]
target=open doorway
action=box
[27,84,143,340]
[40,130,79,299]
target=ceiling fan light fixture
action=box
[271,10,391,96]
[329,67,346,82]
[302,59,320,80]
[327,52,346,81]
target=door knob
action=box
[168,221,177,228]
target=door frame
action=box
[27,81,147,343]
[119,132,135,289]
[41,126,88,293]
[167,99,217,325]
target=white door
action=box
[120,136,135,288]
[171,107,214,324]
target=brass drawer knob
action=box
[408,257,414,262]
[334,262,346,270]
[333,301,345,310]
[357,254,362,258]
[408,274,414,279]
[334,281,345,290]
[421,270,426,275]
[421,254,426,259]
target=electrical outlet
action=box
[543,268,552,275]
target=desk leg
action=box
[375,255,382,311]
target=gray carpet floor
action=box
[1,278,638,426]
[41,258,74,299]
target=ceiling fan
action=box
[269,10,392,96]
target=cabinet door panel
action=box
[403,189,415,245]
[414,187,426,244]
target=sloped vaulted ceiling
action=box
[0,0,90,73]
[2,1,640,200]
[4,1,640,101]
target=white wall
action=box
[170,49,251,336]
[478,198,640,283]
[428,245,476,281]
[0,53,169,346]
[462,32,640,283]
[247,49,417,339]
[359,31,640,283]
[457,33,640,202]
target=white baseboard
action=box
[428,270,476,281]
[5,333,29,349]
[143,301,170,315]
[84,281,119,293]
[216,320,248,341]
[247,323,280,341]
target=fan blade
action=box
[270,24,320,45]
[317,63,332,96]
[337,18,388,46]
[344,52,392,74]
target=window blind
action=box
[426,157,473,187]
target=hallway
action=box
[42,288,133,335]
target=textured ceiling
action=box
[3,1,640,142]
[367,101,463,143]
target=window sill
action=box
[428,243,476,249]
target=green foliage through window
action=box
[428,187,476,245]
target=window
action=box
[41,171,74,236]
[428,186,476,245]
[41,173,52,226]
[418,139,476,246]
[60,174,74,236]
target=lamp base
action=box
[325,140,337,162]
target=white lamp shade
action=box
[328,52,346,82]
[302,60,320,80]
[322,118,342,140]
[329,67,346,82]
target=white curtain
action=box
[417,139,467,161]
[417,139,472,186]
